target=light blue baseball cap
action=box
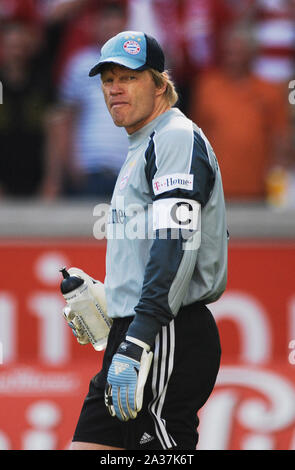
[89,30,165,76]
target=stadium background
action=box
[0,0,295,450]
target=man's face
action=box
[101,65,159,134]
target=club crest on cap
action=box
[123,40,141,55]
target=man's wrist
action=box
[126,335,150,352]
[126,313,162,349]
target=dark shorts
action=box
[72,302,221,450]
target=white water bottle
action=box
[60,267,112,351]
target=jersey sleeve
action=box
[126,125,216,347]
[145,126,215,204]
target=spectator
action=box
[0,0,39,26]
[48,0,105,82]
[127,0,237,114]
[248,0,295,84]
[0,20,57,197]
[190,25,292,201]
[180,0,234,71]
[43,2,129,199]
[126,0,184,109]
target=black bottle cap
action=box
[59,267,84,294]
[60,267,70,279]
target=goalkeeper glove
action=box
[105,336,153,421]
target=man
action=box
[190,25,291,201]
[0,20,56,197]
[42,3,129,199]
[69,31,228,450]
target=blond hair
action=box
[148,69,179,107]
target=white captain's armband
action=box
[153,197,200,232]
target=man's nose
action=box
[110,80,123,94]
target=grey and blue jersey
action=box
[104,108,228,346]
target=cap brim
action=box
[89,56,147,76]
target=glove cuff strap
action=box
[126,335,150,352]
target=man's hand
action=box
[61,267,109,347]
[63,305,90,345]
[105,336,153,421]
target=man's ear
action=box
[155,80,167,97]
[156,70,170,97]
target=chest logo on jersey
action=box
[119,160,136,190]
[152,173,194,196]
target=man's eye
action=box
[102,77,113,84]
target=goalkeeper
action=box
[67,30,228,451]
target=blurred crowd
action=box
[0,0,295,205]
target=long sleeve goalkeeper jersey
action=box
[104,107,228,346]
